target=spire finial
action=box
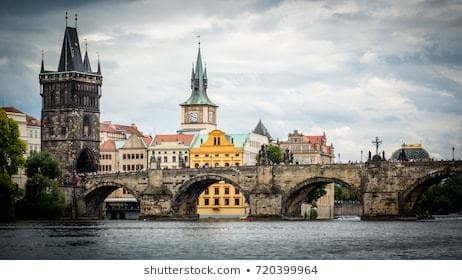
[197,35,200,48]
[75,13,78,28]
[41,50,45,73]
[85,38,88,52]
[65,12,68,27]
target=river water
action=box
[1,217,461,259]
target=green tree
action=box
[415,175,462,215]
[0,109,26,221]
[256,144,283,164]
[16,152,65,219]
[305,186,327,205]
[0,109,26,176]
[26,151,61,179]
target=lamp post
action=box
[360,150,363,163]
[338,153,341,164]
[452,147,455,161]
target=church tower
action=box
[179,42,218,134]
[39,14,102,175]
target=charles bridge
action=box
[66,160,462,220]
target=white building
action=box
[149,134,195,169]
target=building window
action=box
[141,154,144,159]
[235,198,240,206]
[235,154,239,157]
[163,156,167,163]
[185,156,188,163]
[131,164,135,170]
[214,163,219,167]
[214,187,219,195]
[204,198,209,206]
[195,154,199,157]
[136,154,139,159]
[205,154,209,157]
[214,198,220,205]
[225,154,229,157]
[235,189,240,195]
[235,163,240,166]
[225,163,230,167]
[225,198,230,205]
[123,165,126,171]
[83,115,91,137]
[195,163,199,168]
[215,154,219,157]
[225,188,229,195]
[172,156,176,163]
[123,154,126,159]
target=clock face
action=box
[188,111,198,122]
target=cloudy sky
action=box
[1,0,461,161]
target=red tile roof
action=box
[100,122,144,137]
[26,115,41,127]
[142,136,153,146]
[153,134,194,145]
[1,106,24,114]
[303,135,326,144]
[100,140,116,152]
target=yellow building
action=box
[189,129,246,218]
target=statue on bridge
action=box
[283,148,294,165]
[258,145,271,166]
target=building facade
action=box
[39,21,102,175]
[149,134,195,169]
[179,44,218,134]
[26,115,41,156]
[243,120,272,165]
[279,130,334,164]
[100,121,143,143]
[279,130,335,219]
[189,129,246,218]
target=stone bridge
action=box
[67,161,462,220]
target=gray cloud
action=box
[1,0,461,161]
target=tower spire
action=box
[97,52,101,74]
[74,13,78,29]
[83,39,92,73]
[40,50,45,73]
[65,12,68,27]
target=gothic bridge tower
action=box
[179,41,218,133]
[39,15,102,175]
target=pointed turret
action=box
[96,53,101,74]
[82,39,92,73]
[40,51,45,73]
[190,63,195,90]
[253,120,273,142]
[181,43,216,106]
[57,26,84,72]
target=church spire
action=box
[181,40,216,106]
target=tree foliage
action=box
[415,175,462,215]
[16,152,65,219]
[0,109,26,176]
[256,144,284,165]
[26,151,61,179]
[334,184,361,201]
[305,186,327,205]
[0,172,22,221]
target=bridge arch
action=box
[171,174,248,218]
[399,169,462,216]
[283,176,360,217]
[83,181,141,217]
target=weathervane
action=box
[372,137,382,155]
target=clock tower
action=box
[179,42,218,134]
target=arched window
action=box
[83,115,91,137]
